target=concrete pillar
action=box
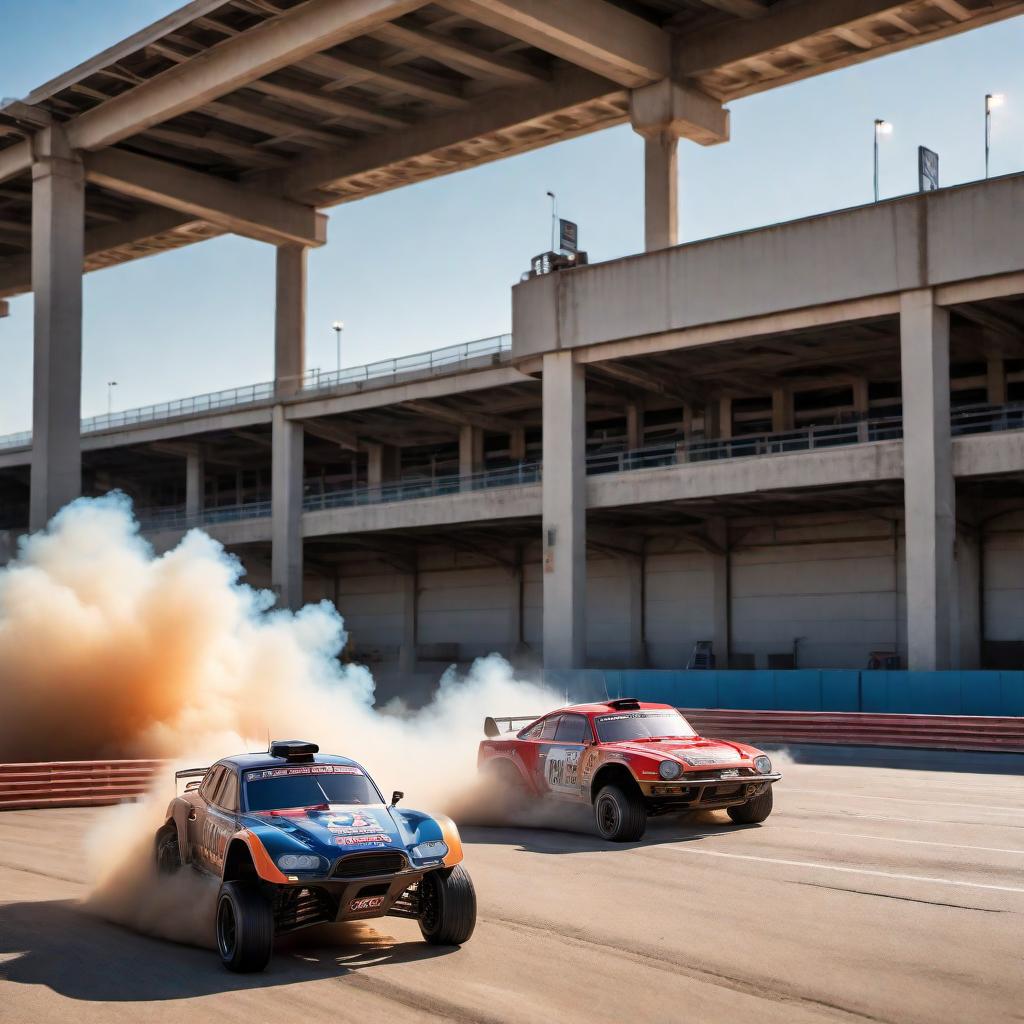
[29,127,85,531]
[271,405,304,610]
[630,79,728,254]
[459,424,484,488]
[508,556,524,656]
[986,356,1007,405]
[367,443,400,498]
[641,133,678,252]
[625,554,646,668]
[185,449,204,519]
[625,402,643,450]
[509,426,527,463]
[542,351,586,669]
[399,570,417,674]
[955,529,982,670]
[852,378,870,442]
[707,518,730,669]
[274,244,306,398]
[900,289,955,670]
[771,387,793,433]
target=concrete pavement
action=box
[0,754,1021,1023]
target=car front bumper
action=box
[638,772,781,811]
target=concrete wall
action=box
[984,513,1024,642]
[513,173,1024,356]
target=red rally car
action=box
[478,698,781,842]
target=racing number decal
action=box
[543,746,583,794]
[200,816,233,869]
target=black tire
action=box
[418,865,477,946]
[594,784,647,842]
[727,785,774,825]
[216,880,274,973]
[155,827,181,874]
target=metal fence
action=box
[0,334,512,451]
[951,400,1024,436]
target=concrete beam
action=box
[84,149,326,247]
[438,0,670,87]
[29,128,85,530]
[61,0,429,153]
[276,67,621,200]
[630,78,729,147]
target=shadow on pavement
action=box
[0,898,451,1002]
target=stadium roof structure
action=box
[1,0,1021,299]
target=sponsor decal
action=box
[325,811,376,830]
[350,896,386,912]
[335,833,392,846]
[248,765,362,780]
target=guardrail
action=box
[679,708,1024,753]
[0,333,512,451]
[951,399,1024,436]
[0,759,163,811]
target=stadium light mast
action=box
[332,320,344,373]
[106,380,118,415]
[874,118,893,203]
[546,190,557,251]
[985,93,1005,179]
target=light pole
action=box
[107,380,118,415]
[873,118,893,203]
[332,321,344,373]
[985,93,1005,179]
[546,190,557,251]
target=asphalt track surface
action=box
[1,749,1022,1024]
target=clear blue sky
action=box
[1,3,1023,433]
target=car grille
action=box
[332,851,407,878]
[273,887,334,932]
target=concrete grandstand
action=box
[1,0,1023,693]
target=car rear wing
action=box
[174,766,209,794]
[484,716,540,738]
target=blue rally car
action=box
[155,740,476,972]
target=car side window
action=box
[539,716,560,740]
[218,771,239,812]
[554,714,588,743]
[199,765,223,803]
[519,720,545,739]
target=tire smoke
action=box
[0,494,559,939]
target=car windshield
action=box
[243,765,379,812]
[595,710,697,743]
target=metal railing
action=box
[585,415,906,475]
[0,333,512,451]
[951,400,1024,436]
[305,334,511,393]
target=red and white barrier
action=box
[0,759,163,811]
[680,709,1024,753]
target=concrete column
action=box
[29,127,85,531]
[542,350,586,669]
[986,356,1007,405]
[642,133,678,252]
[271,405,304,610]
[274,244,306,398]
[852,378,870,442]
[508,556,524,657]
[625,402,643,450]
[625,554,646,668]
[900,289,955,670]
[398,570,417,674]
[185,449,204,518]
[955,529,982,670]
[771,387,793,433]
[509,426,527,463]
[459,424,484,488]
[366,443,400,498]
[707,518,730,669]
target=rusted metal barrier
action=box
[680,709,1024,753]
[0,759,164,811]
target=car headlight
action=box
[753,755,772,775]
[410,840,448,862]
[658,760,682,780]
[277,854,322,871]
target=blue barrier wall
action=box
[540,669,1024,717]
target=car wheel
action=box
[418,865,477,946]
[216,880,274,973]
[594,784,647,842]
[727,786,774,825]
[155,828,181,874]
